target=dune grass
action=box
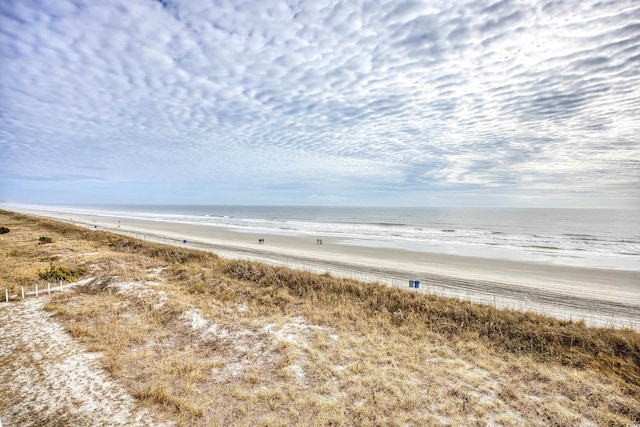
[1,209,639,426]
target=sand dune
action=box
[11,206,640,329]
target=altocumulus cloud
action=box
[0,0,639,206]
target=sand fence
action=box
[2,279,96,303]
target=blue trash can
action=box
[183,239,188,244]
[414,280,420,288]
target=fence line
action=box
[4,280,66,303]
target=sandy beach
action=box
[8,205,640,329]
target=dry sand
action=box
[9,206,640,330]
[0,291,172,427]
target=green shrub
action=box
[0,226,9,234]
[38,264,85,281]
[38,236,54,244]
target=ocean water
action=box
[55,205,640,271]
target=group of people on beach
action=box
[257,238,324,245]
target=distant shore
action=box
[8,205,640,329]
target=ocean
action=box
[50,205,640,272]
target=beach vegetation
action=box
[0,226,9,234]
[1,209,639,426]
[38,236,54,244]
[38,263,85,282]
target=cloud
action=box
[0,0,639,206]
[4,173,106,182]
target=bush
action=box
[0,226,9,234]
[38,264,85,281]
[38,236,54,244]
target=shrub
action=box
[0,226,9,234]
[38,236,54,244]
[38,264,85,281]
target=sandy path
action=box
[8,207,640,329]
[0,296,171,427]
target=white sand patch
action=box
[176,307,337,385]
[147,267,165,277]
[220,361,245,378]
[290,363,306,383]
[0,297,172,426]
[261,316,329,346]
[180,308,208,330]
[153,291,169,309]
[68,277,95,288]
[259,316,337,385]
[177,308,267,381]
[108,281,168,308]
[420,355,531,425]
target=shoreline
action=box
[10,204,640,272]
[7,205,640,329]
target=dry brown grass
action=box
[2,209,639,426]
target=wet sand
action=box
[9,206,640,329]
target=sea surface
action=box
[21,204,640,271]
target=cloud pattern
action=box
[1,0,639,205]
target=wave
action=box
[527,245,561,251]
[207,216,637,259]
[563,233,605,242]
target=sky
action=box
[0,0,639,208]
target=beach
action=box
[8,205,640,329]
